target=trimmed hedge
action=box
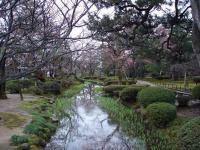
[193,76,200,84]
[103,85,128,97]
[137,87,176,107]
[146,102,176,128]
[120,86,144,103]
[192,85,200,99]
[177,117,200,150]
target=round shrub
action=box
[103,85,128,97]
[177,117,200,150]
[192,85,200,99]
[146,102,176,128]
[120,86,144,103]
[137,87,176,107]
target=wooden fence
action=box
[154,82,192,95]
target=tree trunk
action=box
[191,0,200,67]
[0,58,7,99]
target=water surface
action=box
[46,85,144,150]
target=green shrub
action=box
[104,80,136,86]
[60,80,72,89]
[42,81,61,95]
[103,85,128,97]
[154,76,170,80]
[20,79,35,88]
[24,115,56,135]
[6,80,35,93]
[6,80,19,93]
[99,77,106,81]
[10,135,28,145]
[192,85,200,99]
[146,102,176,128]
[137,87,176,107]
[177,117,200,150]
[120,86,144,103]
[104,80,120,86]
[193,76,200,84]
[30,86,43,95]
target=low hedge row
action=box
[104,79,136,86]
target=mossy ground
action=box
[0,112,27,129]
[20,98,49,113]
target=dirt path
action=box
[0,94,38,150]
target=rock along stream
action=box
[45,85,145,150]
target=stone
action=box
[20,143,30,150]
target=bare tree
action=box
[0,0,93,99]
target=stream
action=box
[45,85,145,150]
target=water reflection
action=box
[46,85,144,150]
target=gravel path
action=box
[0,94,38,150]
[136,80,156,86]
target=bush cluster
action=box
[192,85,200,99]
[120,86,144,103]
[24,115,56,135]
[137,87,176,107]
[146,102,176,128]
[177,117,200,150]
[41,81,61,95]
